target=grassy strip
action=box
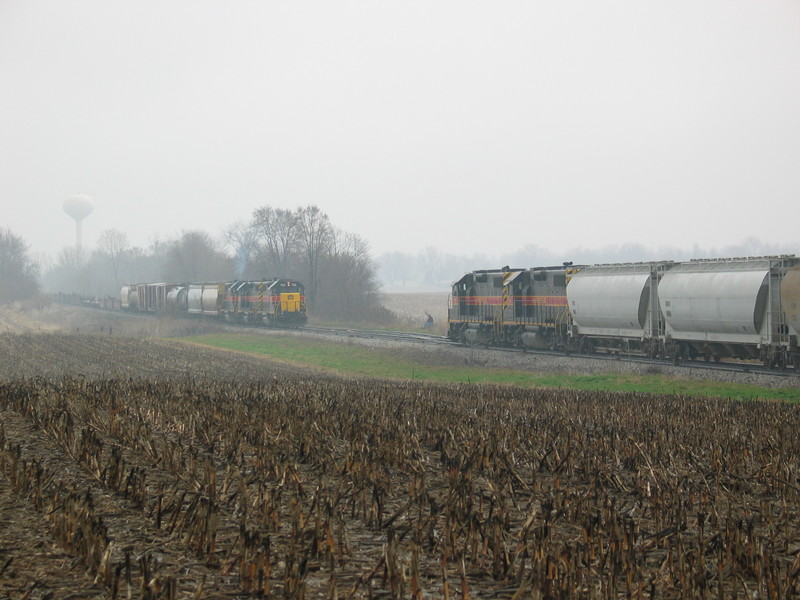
[183,333,800,402]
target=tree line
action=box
[376,238,799,290]
[4,205,389,323]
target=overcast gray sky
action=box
[2,1,799,263]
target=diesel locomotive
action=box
[448,255,800,369]
[120,278,307,327]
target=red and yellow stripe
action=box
[457,295,566,306]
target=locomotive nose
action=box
[281,292,301,313]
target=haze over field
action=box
[2,1,799,270]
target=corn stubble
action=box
[1,335,800,598]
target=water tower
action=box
[63,194,94,251]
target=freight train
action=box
[120,279,307,327]
[448,255,800,369]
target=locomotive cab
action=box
[269,279,307,327]
[447,266,570,348]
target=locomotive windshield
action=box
[275,280,303,293]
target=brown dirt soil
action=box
[0,462,105,599]
[0,332,306,381]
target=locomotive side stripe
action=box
[448,318,559,327]
[457,296,567,306]
[224,295,307,303]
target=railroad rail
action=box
[260,323,799,379]
[50,296,799,378]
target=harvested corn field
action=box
[2,334,800,599]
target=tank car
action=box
[166,285,188,313]
[188,283,224,316]
[120,284,138,311]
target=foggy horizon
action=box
[3,1,799,269]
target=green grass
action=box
[182,333,800,402]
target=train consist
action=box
[448,255,800,369]
[120,279,307,327]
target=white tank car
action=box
[187,283,224,316]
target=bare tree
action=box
[420,246,446,284]
[318,228,384,320]
[96,228,129,292]
[295,205,332,308]
[162,230,234,282]
[223,220,259,278]
[251,207,298,277]
[0,228,39,303]
[49,246,91,295]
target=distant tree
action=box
[251,207,298,277]
[223,220,259,278]
[420,246,448,285]
[231,205,390,322]
[122,246,157,283]
[377,251,413,287]
[0,228,40,303]
[162,231,234,282]
[317,229,384,320]
[295,205,332,308]
[45,246,91,295]
[95,228,129,292]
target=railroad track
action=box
[299,325,455,346]
[52,300,799,378]
[267,324,800,378]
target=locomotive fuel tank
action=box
[520,331,550,348]
[463,326,492,345]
